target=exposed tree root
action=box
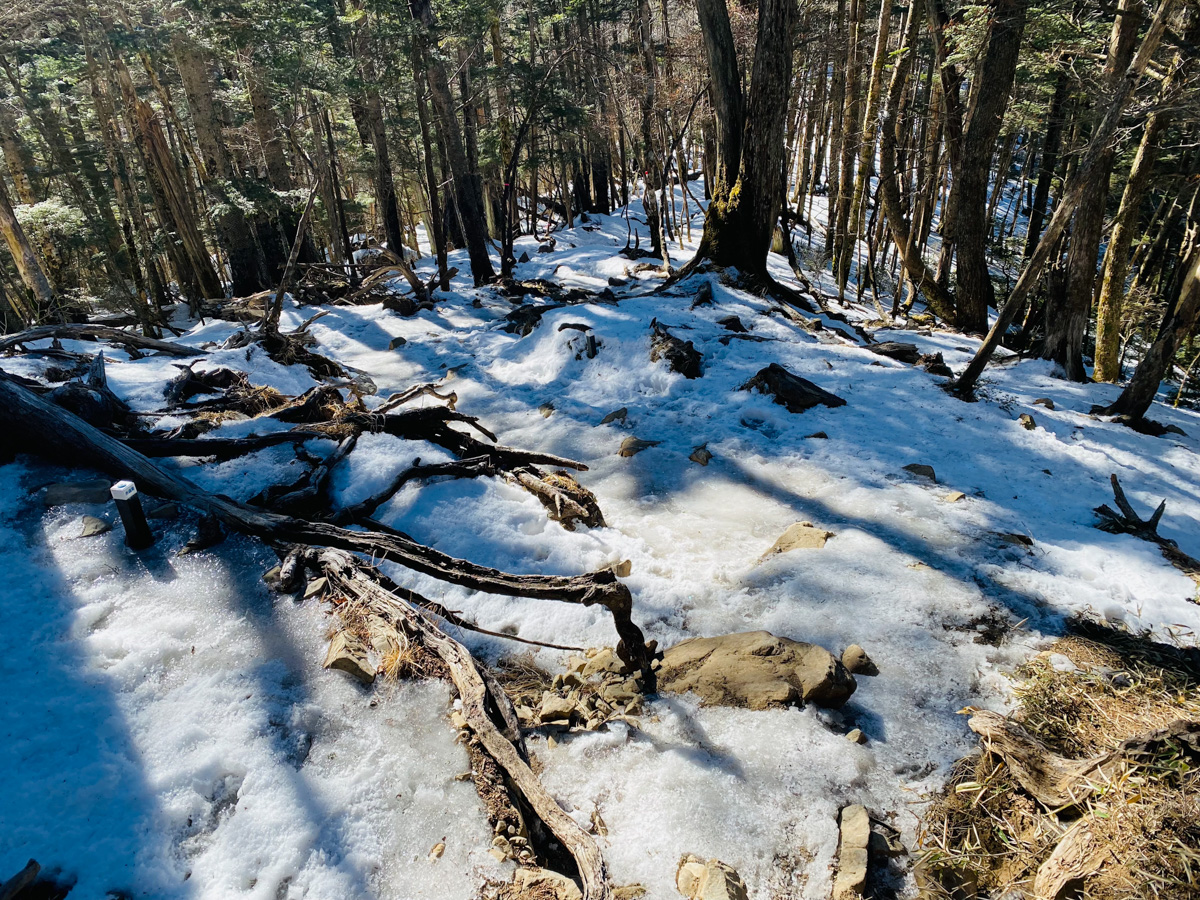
[301,548,611,899]
[0,373,654,676]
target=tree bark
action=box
[952,0,1030,334]
[0,170,54,322]
[409,0,495,285]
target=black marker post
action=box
[110,480,155,549]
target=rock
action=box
[600,678,639,706]
[944,491,965,503]
[518,251,530,263]
[869,341,920,364]
[690,281,714,308]
[920,352,954,377]
[760,522,834,559]
[428,841,445,861]
[511,867,582,900]
[539,692,575,724]
[805,431,829,439]
[846,728,867,744]
[323,632,375,685]
[659,631,856,710]
[675,855,748,900]
[44,479,112,505]
[1019,413,1037,430]
[303,576,327,600]
[388,336,408,350]
[600,406,628,425]
[538,402,555,418]
[740,363,845,413]
[1033,397,1055,410]
[609,559,633,577]
[689,444,713,466]
[583,648,626,678]
[834,805,871,899]
[717,315,747,333]
[903,463,937,482]
[78,515,111,537]
[608,276,628,287]
[841,644,879,676]
[619,437,660,457]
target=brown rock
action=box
[676,855,748,900]
[841,644,879,676]
[658,631,856,710]
[511,868,583,900]
[834,805,871,899]
[323,632,375,685]
[759,522,833,559]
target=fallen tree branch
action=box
[0,324,203,358]
[309,548,610,899]
[1094,473,1200,585]
[0,373,652,675]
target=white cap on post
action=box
[110,480,138,501]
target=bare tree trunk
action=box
[409,0,495,285]
[954,0,1178,395]
[1040,0,1143,379]
[0,169,54,322]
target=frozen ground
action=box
[2,189,1199,900]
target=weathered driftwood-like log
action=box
[739,363,846,413]
[968,710,1120,809]
[311,549,610,900]
[0,374,652,674]
[0,324,203,357]
[649,319,703,378]
[969,710,1200,809]
[1033,817,1106,900]
[869,341,921,364]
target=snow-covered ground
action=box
[3,190,1198,900]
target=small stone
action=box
[760,522,834,559]
[451,711,469,730]
[841,645,879,676]
[944,491,966,503]
[487,847,506,862]
[805,431,829,439]
[388,337,407,350]
[323,632,375,685]
[539,402,555,418]
[903,463,937,482]
[539,693,574,723]
[717,315,747,333]
[689,444,713,466]
[566,655,588,674]
[609,559,632,578]
[518,251,530,263]
[1019,413,1037,430]
[45,479,113,505]
[846,728,867,744]
[675,855,748,900]
[608,276,628,287]
[79,515,111,537]
[303,577,327,600]
[600,407,628,425]
[428,841,445,861]
[619,436,660,457]
[546,735,558,750]
[833,805,871,899]
[1033,397,1055,410]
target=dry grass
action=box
[918,618,1200,900]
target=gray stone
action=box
[79,515,111,537]
[903,464,937,482]
[658,631,856,710]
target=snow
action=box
[2,185,1198,898]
